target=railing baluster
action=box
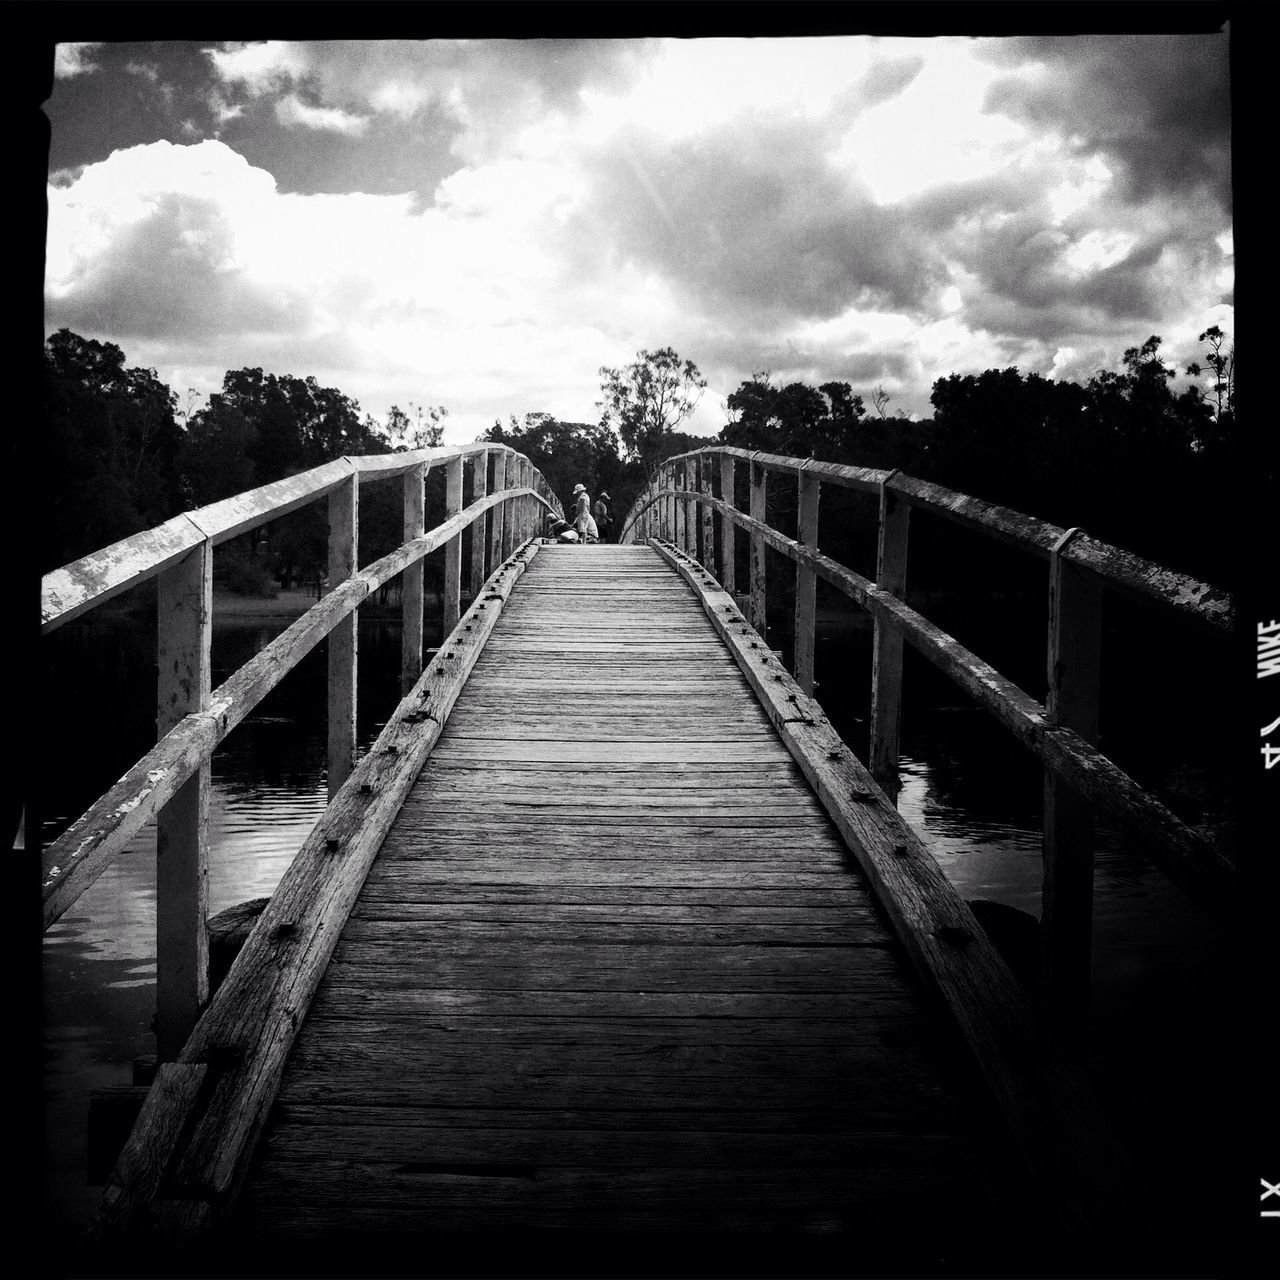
[469,451,488,596]
[673,463,685,553]
[1041,528,1102,1053]
[489,451,507,571]
[749,459,767,634]
[501,452,517,562]
[682,457,696,560]
[443,454,464,633]
[870,473,910,801]
[155,539,212,1061]
[719,454,736,595]
[794,466,820,695]
[327,471,358,802]
[401,462,426,697]
[700,455,715,573]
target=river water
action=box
[39,589,1240,1245]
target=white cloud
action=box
[274,93,370,137]
[45,37,1234,439]
[55,43,100,79]
[207,41,309,94]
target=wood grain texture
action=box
[232,543,1024,1250]
[652,537,1133,1236]
[94,543,545,1237]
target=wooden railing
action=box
[619,446,1237,1045]
[41,444,560,1059]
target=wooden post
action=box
[719,454,736,595]
[327,472,357,802]
[501,453,517,561]
[666,465,675,544]
[794,466,820,695]
[155,540,212,1061]
[442,454,463,635]
[1041,529,1103,1052]
[749,458,767,634]
[673,463,685,552]
[401,462,425,697]
[870,474,910,802]
[469,451,488,595]
[683,458,698,560]
[700,455,715,573]
[489,451,507,570]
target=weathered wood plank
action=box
[155,541,213,1061]
[794,465,820,695]
[664,506,1238,917]
[468,450,489,594]
[870,475,910,800]
[653,539,1132,1233]
[326,473,358,801]
[42,490,522,929]
[95,544,545,1234]
[442,454,464,635]
[400,462,426,697]
[749,458,767,634]
[1041,536,1104,1050]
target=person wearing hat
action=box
[592,491,612,543]
[572,483,598,543]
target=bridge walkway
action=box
[232,545,1028,1257]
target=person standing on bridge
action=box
[572,483,598,543]
[593,491,612,543]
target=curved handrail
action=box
[619,447,1232,634]
[41,488,550,929]
[42,444,560,633]
[40,444,561,931]
[619,458,1238,925]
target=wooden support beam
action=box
[500,454,517,562]
[719,454,736,596]
[469,452,488,595]
[1041,529,1103,1054]
[870,476,910,802]
[401,463,426,697]
[794,466,820,696]
[327,474,358,801]
[681,457,696,561]
[672,464,685,553]
[155,541,212,1062]
[700,454,715,574]
[749,458,767,636]
[489,451,507,577]
[442,454,463,635]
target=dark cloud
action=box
[566,117,944,326]
[980,34,1231,209]
[47,43,229,173]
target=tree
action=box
[483,413,628,514]
[178,396,257,507]
[383,401,448,451]
[42,329,182,570]
[722,373,866,460]
[597,347,707,475]
[1185,325,1234,445]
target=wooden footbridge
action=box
[39,444,1238,1272]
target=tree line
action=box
[41,324,1236,594]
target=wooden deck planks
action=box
[234,544,1021,1255]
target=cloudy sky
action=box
[43,28,1233,444]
